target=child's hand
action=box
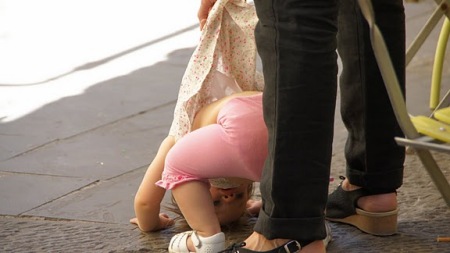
[129,214,174,231]
[157,213,174,230]
[246,199,262,216]
[130,217,139,226]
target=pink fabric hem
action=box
[155,173,209,190]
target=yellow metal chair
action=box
[358,0,450,207]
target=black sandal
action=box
[325,177,398,236]
[218,240,303,253]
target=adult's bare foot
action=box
[341,178,397,213]
[243,232,325,253]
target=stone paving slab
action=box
[22,167,146,224]
[23,166,172,225]
[0,47,193,162]
[0,99,174,180]
[0,172,94,216]
[0,101,175,223]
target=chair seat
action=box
[434,107,450,124]
[410,114,450,143]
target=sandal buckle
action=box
[283,240,301,253]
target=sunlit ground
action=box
[0,0,200,122]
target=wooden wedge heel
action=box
[326,180,398,236]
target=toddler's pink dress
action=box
[156,93,267,189]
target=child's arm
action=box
[133,136,175,232]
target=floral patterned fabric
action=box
[168,0,263,140]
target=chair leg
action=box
[415,149,450,207]
[430,18,450,110]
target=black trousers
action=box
[253,0,405,242]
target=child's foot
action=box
[169,231,225,253]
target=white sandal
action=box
[168,231,225,253]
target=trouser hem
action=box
[254,209,326,242]
[347,166,404,193]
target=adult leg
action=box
[245,0,338,250]
[337,0,405,196]
[325,0,406,236]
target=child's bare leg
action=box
[172,181,221,250]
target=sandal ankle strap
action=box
[191,232,226,252]
[219,240,306,253]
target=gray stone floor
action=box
[1,1,450,252]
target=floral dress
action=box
[168,0,264,141]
